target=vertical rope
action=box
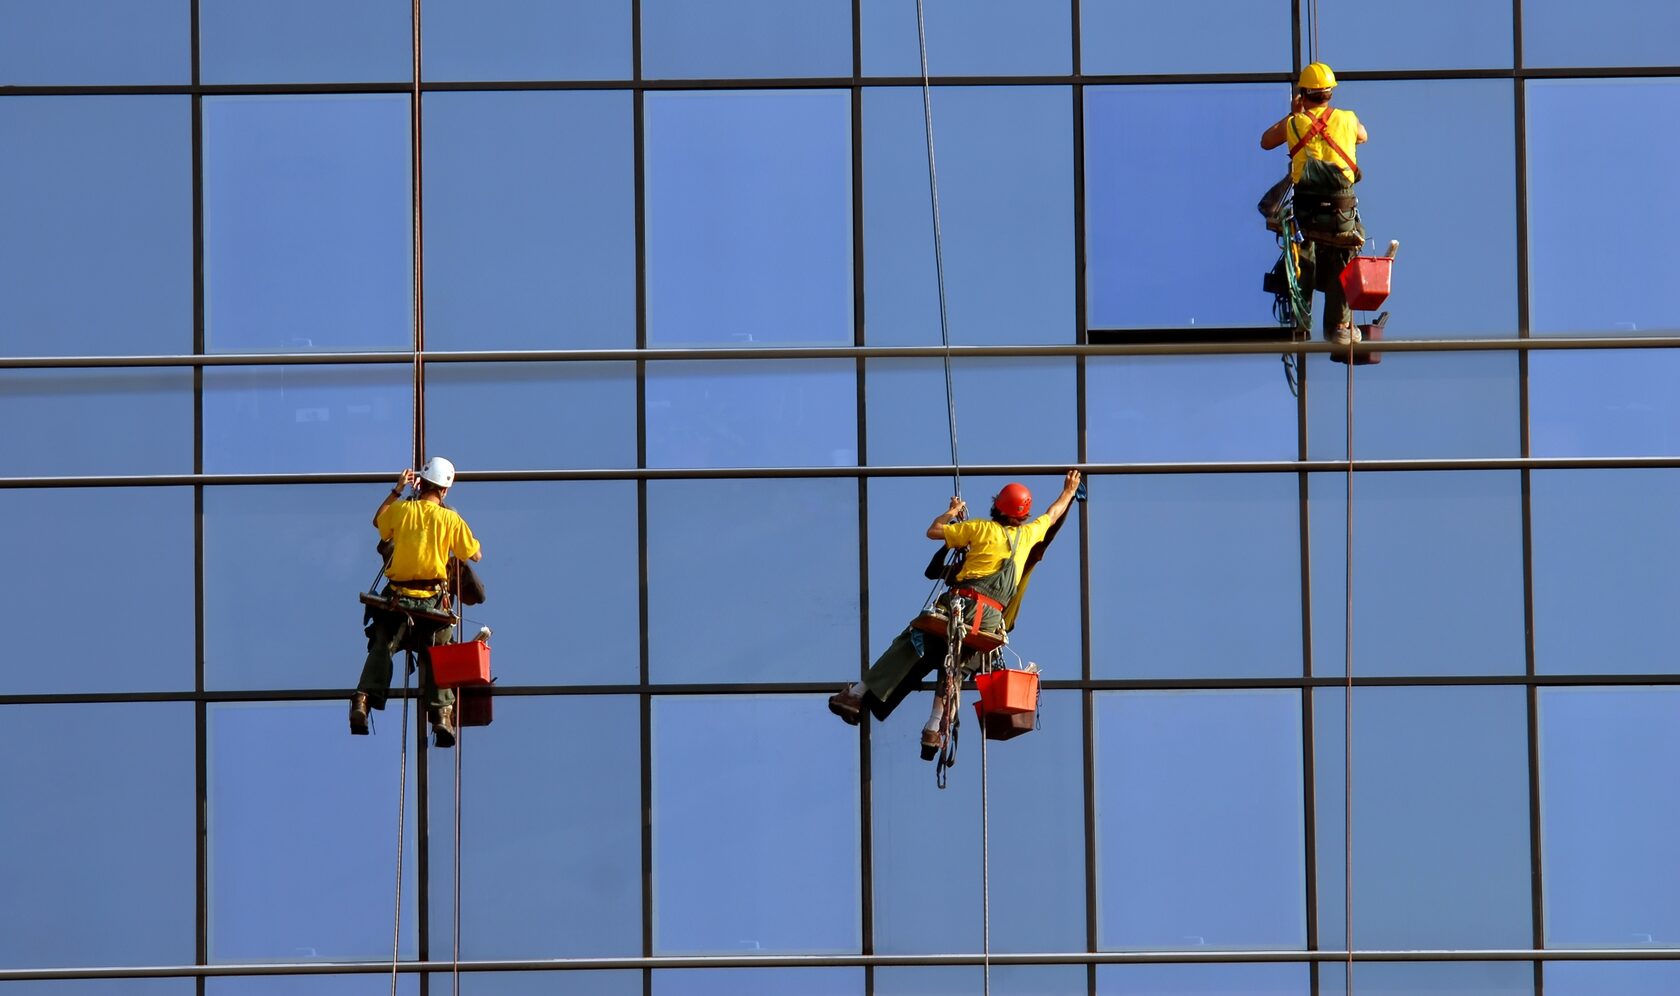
[409,0,426,465]
[390,649,412,996]
[453,721,463,996]
[980,724,991,996]
[1308,0,1320,65]
[913,0,961,499]
[1343,349,1355,993]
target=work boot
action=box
[349,693,370,736]
[1328,324,1362,346]
[828,684,863,726]
[920,693,948,762]
[431,705,457,749]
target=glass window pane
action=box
[1528,80,1680,335]
[0,96,192,356]
[423,91,635,350]
[863,86,1072,346]
[425,363,637,469]
[1524,0,1680,67]
[423,972,637,996]
[1529,350,1680,457]
[209,980,417,996]
[645,90,851,346]
[0,703,195,968]
[1310,1,1512,70]
[1531,471,1680,675]
[0,369,193,477]
[1094,690,1306,950]
[1081,0,1289,75]
[1089,475,1301,680]
[1,487,192,694]
[0,1,188,84]
[645,360,857,468]
[1548,962,1680,995]
[1307,353,1521,460]
[199,0,410,84]
[1096,964,1309,995]
[642,0,849,78]
[1086,357,1297,463]
[652,696,860,953]
[422,0,631,81]
[1309,472,1525,678]
[877,965,1090,995]
[10,984,196,996]
[861,0,1069,76]
[428,696,641,958]
[648,479,858,683]
[1319,962,1533,995]
[1314,687,1532,950]
[202,365,411,474]
[866,359,1077,467]
[208,701,418,961]
[1540,687,1680,947]
[204,95,412,353]
[652,969,861,995]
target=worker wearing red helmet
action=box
[829,470,1082,756]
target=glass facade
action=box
[3,2,1677,993]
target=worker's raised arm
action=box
[1044,469,1083,526]
[926,496,967,541]
[373,468,416,527]
[1260,96,1304,149]
[1356,121,1369,144]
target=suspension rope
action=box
[1307,0,1320,65]
[453,716,463,996]
[914,0,961,500]
[1343,340,1355,993]
[389,648,412,996]
[980,722,992,996]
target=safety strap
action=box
[1287,109,1362,183]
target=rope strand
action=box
[914,0,961,500]
[1343,342,1355,994]
[390,649,412,996]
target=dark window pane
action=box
[202,365,411,474]
[863,85,1072,346]
[0,703,194,968]
[1531,471,1680,675]
[422,0,631,81]
[425,363,637,469]
[199,0,409,84]
[204,95,412,352]
[1530,350,1680,457]
[1548,962,1680,995]
[652,969,861,995]
[1310,1,1512,70]
[1081,0,1289,75]
[1524,0,1680,67]
[1086,357,1297,463]
[428,696,641,957]
[1314,687,1532,950]
[208,702,418,961]
[861,0,1069,76]
[424,973,637,996]
[865,359,1076,467]
[1,488,192,694]
[1309,472,1526,677]
[1540,687,1680,947]
[0,1,188,84]
[1528,80,1680,335]
[642,0,849,78]
[1307,353,1521,461]
[0,369,192,477]
[644,90,850,347]
[645,360,857,468]
[423,91,635,350]
[1096,964,1309,995]
[0,96,192,356]
[877,965,1090,995]
[1089,474,1301,679]
[652,696,860,953]
[1095,690,1306,949]
[648,480,858,683]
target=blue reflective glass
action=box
[1086,357,1296,462]
[865,359,1076,466]
[1529,351,1680,457]
[872,691,1084,954]
[1524,0,1680,67]
[422,0,631,81]
[642,0,849,78]
[202,365,411,474]
[1309,472,1525,677]
[1094,690,1306,950]
[11,984,195,996]
[1089,475,1301,679]
[1531,471,1680,675]
[199,0,409,84]
[443,482,638,686]
[648,479,858,683]
[1086,84,1284,330]
[1540,687,1680,947]
[653,969,861,995]
[0,96,191,356]
[652,696,860,953]
[0,488,192,694]
[208,701,419,961]
[209,980,417,996]
[1320,962,1533,995]
[427,696,641,958]
[644,90,852,346]
[1096,963,1309,995]
[645,361,857,468]
[204,95,412,352]
[1548,961,1680,995]
[1081,0,1288,75]
[877,965,1091,995]
[863,86,1072,346]
[0,369,192,477]
[1314,687,1532,950]
[1310,1,1511,70]
[861,0,1069,76]
[1528,80,1680,335]
[423,91,635,350]
[1306,353,1521,460]
[0,1,188,84]
[425,363,636,469]
[423,972,636,996]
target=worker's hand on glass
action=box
[396,468,417,492]
[1062,469,1082,494]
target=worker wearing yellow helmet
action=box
[1260,62,1370,345]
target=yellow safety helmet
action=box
[1297,62,1337,91]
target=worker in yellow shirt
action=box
[1260,62,1369,344]
[350,457,483,747]
[829,470,1082,758]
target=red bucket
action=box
[430,641,490,688]
[975,668,1038,715]
[1339,256,1392,311]
[972,701,1036,741]
[458,683,494,728]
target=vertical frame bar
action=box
[850,4,876,993]
[190,0,208,988]
[631,4,653,995]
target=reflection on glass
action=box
[208,980,418,996]
[1530,350,1680,458]
[1086,357,1296,463]
[0,369,192,477]
[877,964,1092,994]
[422,973,636,996]
[425,363,637,469]
[1548,961,1680,996]
[1096,963,1310,995]
[652,696,860,954]
[1319,962,1533,995]
[866,359,1076,466]
[12,983,197,996]
[1307,352,1520,460]
[0,1,189,84]
[1081,0,1288,75]
[422,0,632,81]
[652,969,861,995]
[199,0,409,84]
[1524,0,1680,67]
[861,0,1069,76]
[645,361,857,468]
[1310,0,1511,70]
[642,0,849,78]
[202,365,410,474]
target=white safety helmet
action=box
[418,456,456,489]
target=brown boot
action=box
[827,684,863,726]
[349,693,370,736]
[431,704,457,749]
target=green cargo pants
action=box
[1295,239,1356,339]
[357,586,456,713]
[861,566,1015,721]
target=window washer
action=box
[1260,62,1369,345]
[349,457,483,747]
[829,471,1082,758]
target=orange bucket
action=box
[430,641,491,688]
[975,668,1038,715]
[1339,256,1392,311]
[972,700,1036,741]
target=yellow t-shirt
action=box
[1287,107,1361,184]
[943,516,1052,585]
[377,499,481,596]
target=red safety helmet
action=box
[993,483,1032,520]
